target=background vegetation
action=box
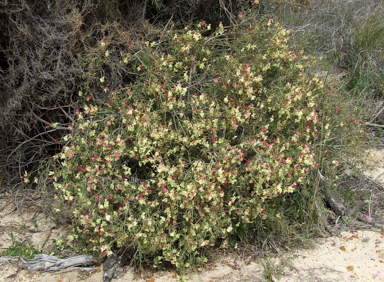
[1,0,383,274]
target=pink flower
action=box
[365,215,372,220]
[214,77,220,84]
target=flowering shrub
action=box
[51,17,325,269]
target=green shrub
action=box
[49,17,326,269]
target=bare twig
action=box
[365,122,384,128]
[369,101,384,122]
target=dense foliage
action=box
[49,18,327,269]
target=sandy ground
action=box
[364,150,384,185]
[1,150,384,282]
[1,226,383,281]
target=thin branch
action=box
[370,103,384,123]
[6,128,69,164]
[365,122,384,128]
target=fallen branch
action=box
[0,256,19,264]
[20,254,95,272]
[0,254,122,281]
[50,266,99,274]
[324,188,347,216]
